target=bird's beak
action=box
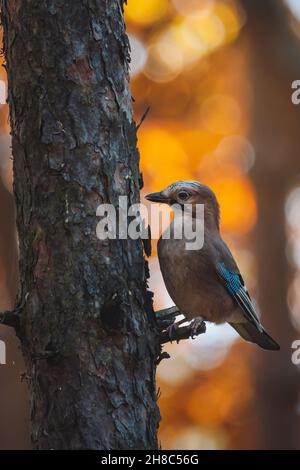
[145,191,169,204]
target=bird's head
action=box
[145,180,220,229]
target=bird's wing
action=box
[216,261,263,332]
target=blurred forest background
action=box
[0,0,300,449]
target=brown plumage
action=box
[146,181,280,351]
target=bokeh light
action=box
[144,40,184,83]
[200,95,241,135]
[0,80,6,105]
[287,274,300,331]
[125,0,242,83]
[286,186,300,331]
[285,0,300,21]
[128,35,148,77]
[285,186,300,233]
[172,0,214,16]
[125,0,169,27]
[205,176,257,234]
[138,125,193,188]
[215,135,255,174]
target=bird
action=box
[146,180,280,351]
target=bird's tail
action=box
[229,321,280,351]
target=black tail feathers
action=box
[229,321,280,351]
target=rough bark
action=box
[1,0,160,450]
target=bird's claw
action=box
[190,317,205,339]
[156,307,206,345]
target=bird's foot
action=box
[155,306,206,345]
[159,317,206,344]
[190,317,205,339]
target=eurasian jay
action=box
[146,181,279,351]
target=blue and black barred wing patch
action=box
[216,262,262,331]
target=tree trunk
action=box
[1,0,160,450]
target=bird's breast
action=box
[158,236,235,323]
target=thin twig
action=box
[155,305,180,321]
[136,106,150,130]
[160,321,206,344]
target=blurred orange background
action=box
[0,0,300,450]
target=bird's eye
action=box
[177,191,189,201]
